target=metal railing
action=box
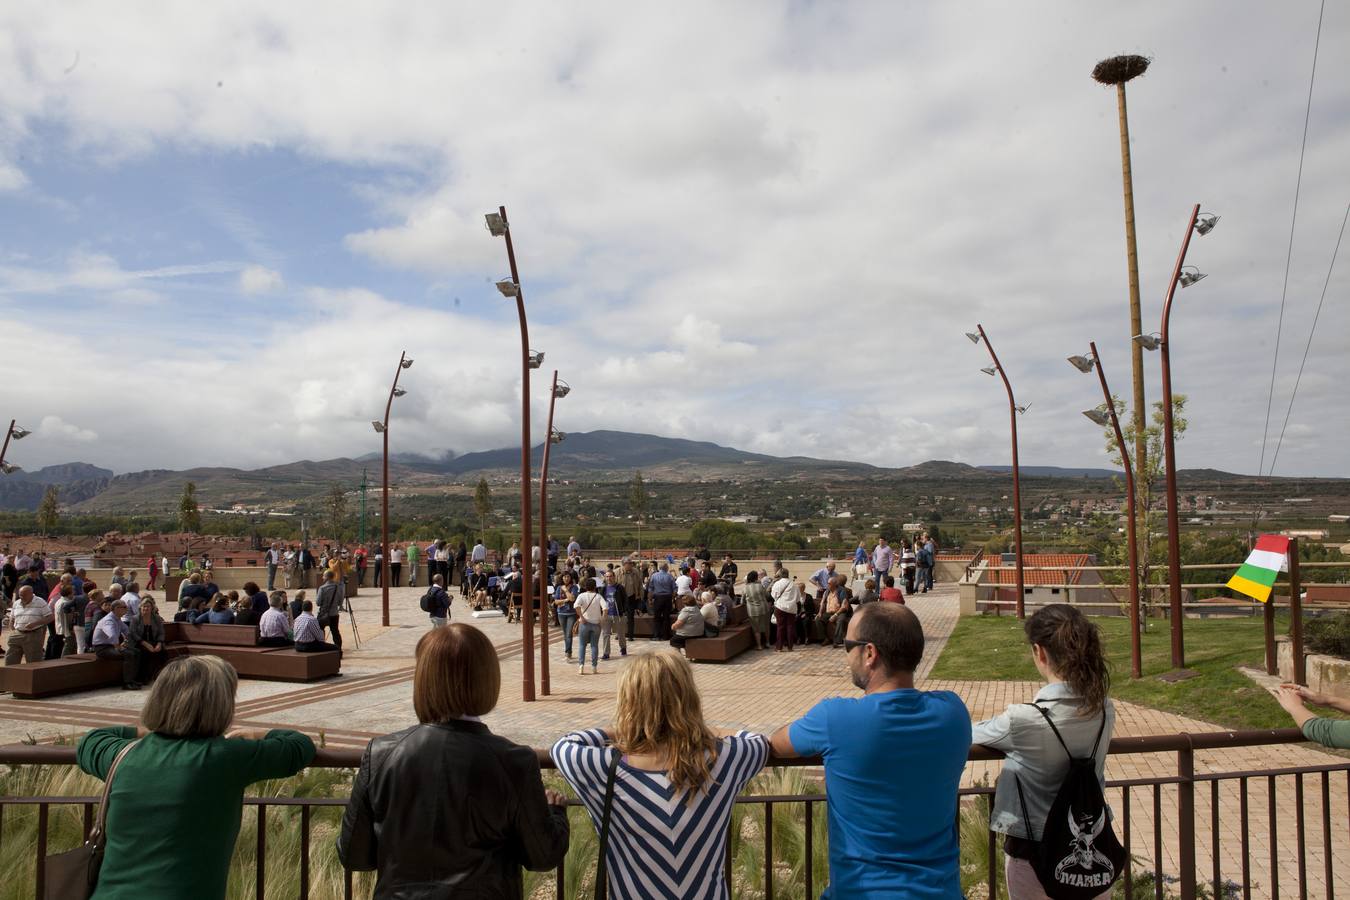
[1,728,1346,899]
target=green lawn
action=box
[930,614,1303,731]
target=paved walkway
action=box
[0,583,1344,895]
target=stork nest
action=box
[1091,55,1150,85]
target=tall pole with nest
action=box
[1092,53,1151,551]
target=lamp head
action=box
[1015,404,1031,414]
[528,350,545,369]
[1194,213,1220,236]
[550,430,566,444]
[0,462,19,475]
[1066,355,1095,373]
[9,425,30,440]
[965,331,982,344]
[400,358,414,369]
[484,212,507,237]
[495,279,520,298]
[980,366,997,376]
[371,421,386,434]
[393,388,407,398]
[1178,267,1207,288]
[1132,333,1162,351]
[1082,409,1111,427]
[553,380,571,398]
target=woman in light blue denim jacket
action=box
[972,604,1115,900]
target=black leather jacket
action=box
[338,720,569,898]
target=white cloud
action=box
[0,160,26,191]
[239,264,283,294]
[0,2,1347,475]
[38,416,97,442]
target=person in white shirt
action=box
[770,572,802,652]
[573,579,606,675]
[258,594,293,647]
[390,546,404,587]
[292,600,337,653]
[5,586,53,664]
[121,582,143,623]
[52,584,78,657]
[566,536,581,557]
[471,541,487,564]
[698,591,721,636]
[675,568,694,598]
[266,543,282,591]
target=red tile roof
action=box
[984,553,1093,586]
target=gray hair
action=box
[141,656,238,738]
[108,584,124,597]
[269,592,286,609]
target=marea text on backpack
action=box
[1014,703,1125,899]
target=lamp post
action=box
[1092,54,1152,505]
[0,420,31,475]
[487,206,538,703]
[372,352,413,627]
[1138,203,1215,670]
[967,326,1025,617]
[1069,344,1142,678]
[537,373,569,697]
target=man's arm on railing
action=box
[769,726,800,759]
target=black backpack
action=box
[1015,704,1125,899]
[418,588,436,612]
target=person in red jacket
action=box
[147,556,159,591]
[878,574,905,604]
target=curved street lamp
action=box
[0,420,30,475]
[1069,343,1142,679]
[487,205,538,703]
[1145,203,1217,670]
[969,325,1025,617]
[537,373,569,697]
[376,351,412,627]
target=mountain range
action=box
[0,430,1336,514]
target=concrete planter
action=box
[161,575,185,604]
[1277,636,1350,701]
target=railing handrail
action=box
[0,727,1309,770]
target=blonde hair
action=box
[612,652,718,802]
[141,656,238,738]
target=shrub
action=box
[1304,612,1350,659]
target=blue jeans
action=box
[577,622,601,667]
[557,611,577,656]
[920,566,934,591]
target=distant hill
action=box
[18,430,1348,516]
[0,463,113,511]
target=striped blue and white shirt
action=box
[552,728,769,900]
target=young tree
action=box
[1097,394,1188,616]
[178,482,202,533]
[36,486,60,536]
[322,482,348,542]
[473,478,492,539]
[628,471,648,553]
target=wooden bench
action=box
[684,625,755,662]
[0,622,340,699]
[632,614,677,638]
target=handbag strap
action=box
[594,749,621,900]
[89,739,140,847]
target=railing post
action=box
[1265,594,1278,676]
[1290,537,1305,685]
[1177,736,1196,899]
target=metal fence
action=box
[1,728,1346,899]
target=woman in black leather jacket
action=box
[338,624,569,897]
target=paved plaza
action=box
[1,583,1344,894]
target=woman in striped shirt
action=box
[552,652,769,899]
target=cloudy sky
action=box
[1,2,1347,478]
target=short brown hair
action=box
[413,624,500,723]
[142,656,237,737]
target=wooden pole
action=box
[1289,538,1304,685]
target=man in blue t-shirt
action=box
[771,603,971,898]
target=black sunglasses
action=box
[842,639,871,653]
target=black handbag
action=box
[594,749,621,900]
[45,738,140,899]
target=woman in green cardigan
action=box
[1276,683,1350,749]
[76,655,315,899]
